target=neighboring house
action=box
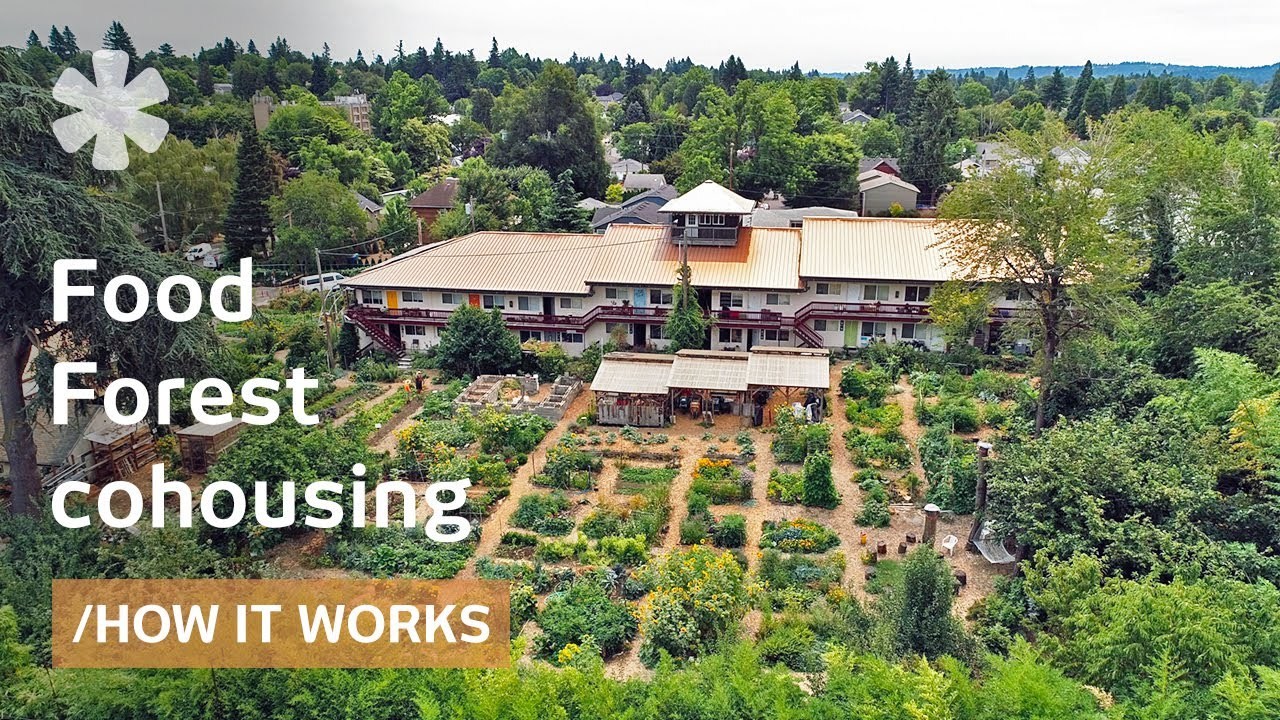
[595,91,625,106]
[578,197,613,211]
[611,158,648,179]
[840,109,874,124]
[590,185,679,233]
[0,399,153,488]
[858,171,920,216]
[251,93,374,133]
[340,180,1027,357]
[407,177,460,240]
[622,173,668,193]
[752,206,859,228]
[212,82,232,95]
[858,157,901,176]
[353,191,383,224]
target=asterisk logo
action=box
[51,50,169,170]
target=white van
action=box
[299,272,345,292]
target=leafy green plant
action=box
[761,519,840,553]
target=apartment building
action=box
[339,181,1022,357]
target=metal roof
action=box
[668,350,750,392]
[587,225,803,290]
[746,348,831,389]
[799,218,959,282]
[591,353,675,395]
[658,181,756,215]
[340,231,605,294]
[752,207,859,227]
[176,418,243,438]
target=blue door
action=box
[633,288,647,308]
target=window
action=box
[718,328,743,343]
[1005,287,1031,301]
[559,297,583,309]
[650,289,674,305]
[441,292,458,305]
[863,284,891,302]
[860,321,887,340]
[789,219,804,228]
[813,319,828,332]
[517,296,532,311]
[401,291,424,303]
[763,329,791,342]
[605,322,630,334]
[649,324,665,340]
[562,332,584,343]
[699,213,726,226]
[361,289,384,304]
[719,292,744,308]
[605,287,620,299]
[901,323,918,340]
[765,293,790,306]
[519,330,543,342]
[816,282,843,296]
[904,285,932,302]
[481,294,504,309]
[403,325,427,336]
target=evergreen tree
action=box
[223,128,275,259]
[903,68,960,204]
[1042,67,1067,109]
[196,61,214,96]
[157,43,174,58]
[897,547,959,657]
[1109,75,1127,111]
[548,170,591,232]
[1264,68,1280,115]
[47,25,63,54]
[788,61,804,81]
[310,55,331,96]
[61,26,79,57]
[1022,66,1036,90]
[898,54,917,121]
[246,39,259,56]
[664,265,708,351]
[25,31,41,49]
[102,20,136,58]
[878,56,902,115]
[488,37,501,67]
[1078,78,1110,136]
[1065,60,1094,124]
[435,305,521,377]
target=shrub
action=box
[475,408,552,455]
[534,438,603,490]
[686,491,710,517]
[840,364,894,404]
[757,616,820,671]
[844,427,912,470]
[535,579,637,659]
[924,397,981,432]
[638,547,749,666]
[767,468,805,504]
[715,514,747,548]
[581,486,669,545]
[615,464,678,494]
[845,399,904,430]
[510,492,573,535]
[857,484,892,528]
[328,527,475,579]
[690,458,751,503]
[597,535,649,566]
[802,452,840,509]
[761,519,840,553]
[771,412,831,463]
[920,426,978,514]
[758,550,845,601]
[680,517,709,545]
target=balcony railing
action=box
[670,226,740,244]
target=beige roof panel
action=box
[747,348,831,389]
[340,231,605,294]
[658,180,756,215]
[668,350,750,392]
[591,353,674,395]
[589,225,802,290]
[799,218,959,282]
[860,172,920,193]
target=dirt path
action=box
[658,452,700,550]
[891,377,928,484]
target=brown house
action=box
[407,178,460,242]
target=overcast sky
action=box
[7,0,1279,71]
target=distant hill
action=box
[825,62,1280,84]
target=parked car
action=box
[298,272,345,292]
[183,243,213,262]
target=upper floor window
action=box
[904,285,932,302]
[441,292,459,305]
[816,282,843,296]
[604,287,622,300]
[559,297,584,309]
[401,290,425,303]
[863,284,891,302]
[765,293,790,306]
[719,292,744,308]
[698,214,726,226]
[649,289,674,305]
[482,294,504,309]
[361,289,384,304]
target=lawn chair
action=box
[941,534,958,556]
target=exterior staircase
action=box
[346,309,406,359]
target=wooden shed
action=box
[746,347,831,426]
[176,418,245,473]
[668,350,752,421]
[591,353,675,427]
[84,414,156,484]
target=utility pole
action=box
[315,247,335,370]
[155,181,171,252]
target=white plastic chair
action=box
[941,534,958,556]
